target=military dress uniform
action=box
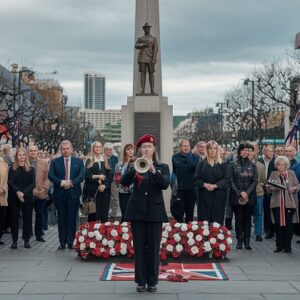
[121,161,170,289]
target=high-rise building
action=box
[84,73,105,110]
[80,109,121,131]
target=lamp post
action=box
[10,63,35,147]
[243,78,255,141]
[216,101,227,145]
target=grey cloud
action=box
[1,0,299,114]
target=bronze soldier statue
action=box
[135,23,158,95]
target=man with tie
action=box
[48,140,84,250]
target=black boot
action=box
[236,239,243,249]
[11,242,17,249]
[24,241,31,249]
[244,238,252,250]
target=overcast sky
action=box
[0,0,299,115]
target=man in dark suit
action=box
[172,139,199,223]
[48,140,84,250]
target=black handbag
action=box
[170,194,184,221]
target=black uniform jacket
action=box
[120,162,170,222]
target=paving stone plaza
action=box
[0,224,300,300]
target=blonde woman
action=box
[83,141,111,222]
[0,157,8,245]
[194,140,227,224]
[267,156,299,253]
[8,148,35,249]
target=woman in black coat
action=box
[8,148,35,249]
[228,142,258,250]
[194,140,227,224]
[120,134,170,293]
[84,141,111,222]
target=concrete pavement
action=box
[0,225,300,300]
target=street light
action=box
[10,63,35,147]
[243,78,255,141]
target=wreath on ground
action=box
[74,220,232,260]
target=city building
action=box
[31,79,64,113]
[173,117,195,152]
[84,73,105,110]
[102,122,121,143]
[80,109,121,131]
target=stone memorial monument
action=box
[121,0,173,174]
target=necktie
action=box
[65,158,69,180]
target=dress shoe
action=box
[0,240,4,245]
[284,249,292,253]
[244,238,252,250]
[57,245,66,250]
[11,242,17,249]
[36,237,46,242]
[67,244,73,249]
[24,241,31,249]
[256,235,263,241]
[274,248,283,253]
[136,285,146,292]
[236,240,243,249]
[265,232,274,239]
[147,286,157,293]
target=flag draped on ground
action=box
[101,262,228,281]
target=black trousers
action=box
[96,189,110,222]
[34,198,47,239]
[232,205,254,240]
[88,189,110,222]
[177,190,196,223]
[10,201,33,242]
[131,221,162,286]
[119,193,130,222]
[0,206,7,239]
[54,192,79,247]
[272,207,295,251]
[263,194,274,235]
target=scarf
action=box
[279,172,288,226]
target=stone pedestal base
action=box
[121,95,173,211]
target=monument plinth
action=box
[121,0,173,193]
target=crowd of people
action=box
[172,140,300,253]
[1,136,300,292]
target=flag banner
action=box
[285,111,300,150]
[101,262,228,281]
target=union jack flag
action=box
[101,262,228,281]
[285,111,300,150]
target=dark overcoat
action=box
[120,162,170,222]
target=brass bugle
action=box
[134,157,150,173]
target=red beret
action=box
[136,134,156,148]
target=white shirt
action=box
[64,156,71,180]
[262,155,270,178]
[60,156,72,187]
